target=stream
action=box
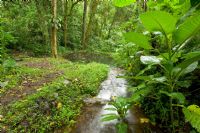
[59,67,154,133]
[59,52,158,133]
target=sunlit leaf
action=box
[133,75,153,81]
[140,56,162,65]
[182,61,198,74]
[153,76,167,83]
[101,114,119,122]
[116,122,128,133]
[140,11,177,34]
[124,32,152,49]
[183,105,200,132]
[174,13,200,45]
[113,0,136,7]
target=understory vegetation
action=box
[0,0,200,132]
[0,58,108,132]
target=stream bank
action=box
[58,67,155,133]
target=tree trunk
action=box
[143,0,147,12]
[81,0,88,49]
[63,0,68,48]
[107,8,119,39]
[34,0,50,45]
[85,0,99,45]
[51,0,58,58]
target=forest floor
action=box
[0,60,63,105]
[0,56,109,132]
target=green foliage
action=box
[118,6,200,132]
[174,13,200,45]
[102,97,131,122]
[130,85,152,102]
[147,0,191,16]
[160,91,185,104]
[0,58,109,132]
[101,113,119,121]
[113,0,136,7]
[140,56,162,65]
[2,59,16,71]
[140,11,177,34]
[0,18,16,62]
[124,32,152,49]
[183,105,200,132]
[116,122,128,133]
[102,97,130,133]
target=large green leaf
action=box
[160,91,185,104]
[178,54,200,70]
[113,0,136,7]
[183,51,200,60]
[116,122,128,133]
[101,114,119,122]
[183,105,200,132]
[140,11,177,34]
[140,55,162,65]
[182,61,198,74]
[124,32,152,49]
[174,13,200,45]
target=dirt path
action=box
[0,60,64,106]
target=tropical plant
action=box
[124,10,200,132]
[183,105,200,132]
[101,97,131,133]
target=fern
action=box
[183,105,200,132]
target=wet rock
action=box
[83,97,109,105]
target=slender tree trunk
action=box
[107,8,119,39]
[85,0,99,45]
[51,0,58,58]
[143,0,147,11]
[34,0,50,45]
[81,0,88,49]
[63,0,68,48]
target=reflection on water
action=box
[65,51,114,65]
[56,67,159,133]
[68,68,156,133]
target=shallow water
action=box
[65,68,155,133]
[64,52,114,65]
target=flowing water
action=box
[60,53,158,133]
[65,67,154,133]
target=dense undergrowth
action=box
[1,0,200,133]
[112,1,200,133]
[0,58,108,132]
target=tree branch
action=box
[68,0,82,16]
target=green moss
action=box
[0,66,45,93]
[0,58,109,133]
